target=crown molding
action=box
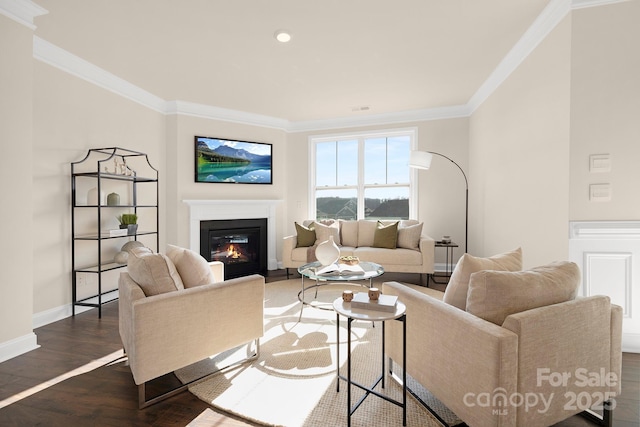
[468,0,571,113]
[32,36,166,113]
[30,0,627,132]
[166,100,290,130]
[286,105,472,133]
[0,0,47,30]
[572,0,631,10]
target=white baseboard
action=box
[0,332,39,363]
[32,303,92,330]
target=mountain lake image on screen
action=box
[195,136,273,184]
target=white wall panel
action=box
[570,221,640,352]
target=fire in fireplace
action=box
[200,218,267,279]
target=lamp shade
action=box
[409,150,433,170]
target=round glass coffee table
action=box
[297,261,384,315]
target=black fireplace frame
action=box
[200,218,267,279]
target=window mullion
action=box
[357,138,365,220]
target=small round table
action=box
[333,297,407,427]
[297,261,384,314]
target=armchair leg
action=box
[580,401,614,427]
[137,338,260,409]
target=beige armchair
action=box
[383,269,622,426]
[119,258,264,408]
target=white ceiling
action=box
[33,0,554,122]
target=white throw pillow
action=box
[397,222,423,249]
[127,247,184,296]
[466,261,580,325]
[442,248,522,310]
[166,244,215,288]
[314,221,341,246]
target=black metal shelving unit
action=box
[71,147,159,318]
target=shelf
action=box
[74,231,158,240]
[75,262,126,273]
[73,204,158,208]
[72,171,157,182]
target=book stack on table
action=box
[351,292,398,313]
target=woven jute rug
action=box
[175,278,461,427]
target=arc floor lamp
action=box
[409,150,468,253]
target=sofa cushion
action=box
[127,247,184,296]
[354,247,422,266]
[340,220,359,247]
[166,244,214,288]
[314,220,341,245]
[397,222,423,249]
[295,222,316,247]
[443,248,522,310]
[466,261,581,325]
[373,221,399,249]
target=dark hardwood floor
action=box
[0,270,638,426]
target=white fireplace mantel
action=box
[183,199,282,271]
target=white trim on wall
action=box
[0,332,39,364]
[0,0,47,30]
[32,36,166,113]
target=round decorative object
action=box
[342,290,353,302]
[368,287,380,301]
[107,192,120,206]
[114,251,129,264]
[442,235,451,244]
[315,235,340,266]
[121,240,144,252]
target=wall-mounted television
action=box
[195,136,273,184]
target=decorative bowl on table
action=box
[338,256,359,266]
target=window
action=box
[310,129,416,220]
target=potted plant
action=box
[117,213,138,235]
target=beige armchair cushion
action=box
[127,247,184,296]
[466,261,580,325]
[443,247,522,310]
[166,244,215,288]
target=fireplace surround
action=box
[184,199,281,274]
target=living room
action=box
[1,0,639,425]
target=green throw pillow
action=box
[295,222,316,247]
[372,221,398,249]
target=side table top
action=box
[333,297,406,321]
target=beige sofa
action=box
[119,245,265,408]
[282,219,435,278]
[382,251,622,427]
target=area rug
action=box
[175,278,461,427]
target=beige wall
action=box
[32,62,166,315]
[469,17,572,268]
[0,16,36,347]
[569,1,640,220]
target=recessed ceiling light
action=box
[274,30,291,43]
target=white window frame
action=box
[308,127,418,220]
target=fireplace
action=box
[200,218,267,279]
